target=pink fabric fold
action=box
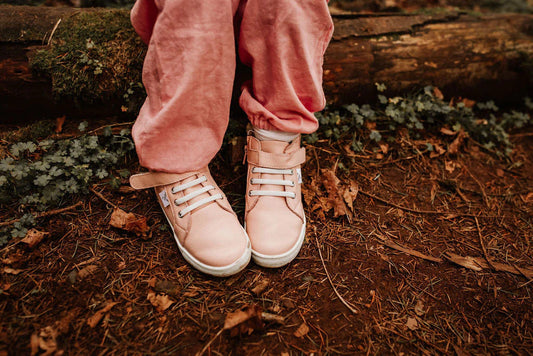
[131,0,333,173]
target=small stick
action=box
[315,237,358,314]
[0,201,83,228]
[358,189,501,219]
[90,187,118,209]
[261,312,285,324]
[0,201,83,254]
[377,234,443,263]
[86,121,134,136]
[196,328,223,356]
[475,216,497,271]
[465,166,490,207]
[47,18,61,46]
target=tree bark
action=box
[0,5,532,122]
[324,12,533,104]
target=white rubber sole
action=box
[248,216,306,268]
[173,227,251,277]
[160,205,251,277]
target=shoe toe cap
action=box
[247,204,303,257]
[184,210,249,268]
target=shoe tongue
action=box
[259,140,290,154]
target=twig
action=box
[86,121,134,136]
[464,166,490,207]
[358,189,501,219]
[261,312,285,324]
[196,328,224,356]
[315,237,358,314]
[475,216,497,271]
[510,131,533,137]
[0,201,83,254]
[47,18,61,46]
[50,122,134,141]
[90,187,118,209]
[0,201,83,228]
[376,234,443,263]
[443,252,533,279]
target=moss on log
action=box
[30,9,146,112]
[1,5,533,122]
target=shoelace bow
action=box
[249,167,296,199]
[171,176,222,217]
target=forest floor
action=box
[0,116,532,355]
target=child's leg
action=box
[237,0,334,134]
[129,0,251,277]
[131,0,241,174]
[238,0,334,267]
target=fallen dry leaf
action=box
[147,291,174,312]
[433,87,444,100]
[55,115,66,133]
[460,97,476,108]
[154,280,181,296]
[87,301,118,328]
[443,252,485,271]
[321,169,351,219]
[378,143,389,154]
[109,208,149,236]
[251,279,270,296]
[223,305,264,337]
[444,252,533,279]
[445,160,458,173]
[3,267,23,275]
[294,323,310,338]
[30,326,58,356]
[365,121,377,130]
[406,317,418,330]
[430,143,446,158]
[448,130,467,155]
[440,127,456,136]
[342,181,359,212]
[523,192,533,203]
[21,229,49,249]
[301,178,318,205]
[414,300,426,316]
[77,264,98,280]
[30,309,79,356]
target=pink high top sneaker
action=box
[244,135,306,268]
[130,169,251,277]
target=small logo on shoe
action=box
[159,190,171,207]
[296,168,303,184]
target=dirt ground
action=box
[0,118,532,355]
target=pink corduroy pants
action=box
[130,0,334,173]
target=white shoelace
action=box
[249,167,296,199]
[171,176,222,217]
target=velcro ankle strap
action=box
[130,171,198,190]
[245,147,306,169]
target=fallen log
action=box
[0,5,532,122]
[325,12,533,104]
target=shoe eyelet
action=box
[291,181,295,187]
[178,211,184,218]
[174,200,179,206]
